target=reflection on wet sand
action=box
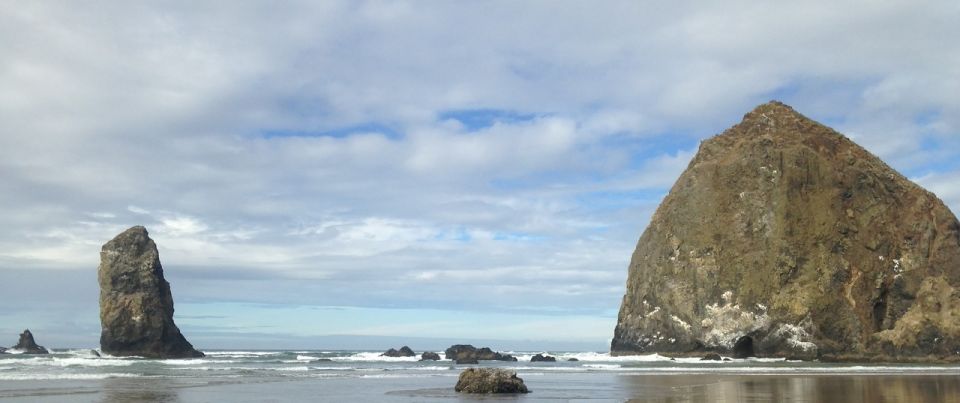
[622,374,960,403]
[99,378,181,403]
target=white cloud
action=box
[1,0,958,345]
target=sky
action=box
[1,1,959,351]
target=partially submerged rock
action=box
[611,101,960,362]
[445,344,517,362]
[12,330,49,354]
[530,353,556,362]
[98,226,203,358]
[700,353,722,361]
[455,368,529,394]
[381,346,416,357]
[420,351,441,361]
[0,346,7,354]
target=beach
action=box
[2,350,959,402]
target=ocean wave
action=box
[202,351,282,358]
[333,352,419,362]
[0,356,137,367]
[0,373,142,381]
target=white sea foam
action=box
[0,373,142,380]
[203,351,280,358]
[334,352,419,362]
[296,355,320,361]
[159,359,222,365]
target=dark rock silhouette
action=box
[567,358,579,362]
[701,353,722,361]
[381,346,416,357]
[445,344,517,361]
[12,329,48,354]
[420,351,441,361]
[455,368,529,394]
[98,226,203,358]
[530,353,556,362]
[612,101,960,362]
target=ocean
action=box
[1,349,958,402]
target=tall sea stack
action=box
[98,226,203,358]
[612,101,960,361]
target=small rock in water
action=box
[420,351,441,361]
[700,353,722,361]
[530,353,557,362]
[455,368,529,394]
[445,344,517,362]
[12,329,49,354]
[381,346,416,357]
[90,350,101,357]
[567,358,579,362]
[0,347,7,354]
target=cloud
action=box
[1,0,958,347]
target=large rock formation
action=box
[612,101,960,362]
[98,226,203,358]
[11,330,48,354]
[454,368,529,394]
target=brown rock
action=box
[98,226,203,358]
[612,101,960,362]
[455,368,529,394]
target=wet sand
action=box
[3,372,959,402]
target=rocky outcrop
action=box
[0,347,6,354]
[612,101,960,362]
[98,226,203,358]
[381,346,416,357]
[445,344,517,362]
[12,329,48,354]
[530,353,556,362]
[420,351,441,361]
[455,368,529,394]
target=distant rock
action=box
[0,347,7,354]
[90,350,101,357]
[456,357,479,364]
[700,353,722,361]
[530,353,556,362]
[313,358,333,362]
[381,346,416,357]
[98,226,204,358]
[611,101,960,362]
[12,330,49,354]
[445,344,517,362]
[455,368,529,394]
[567,358,579,362]
[420,351,441,361]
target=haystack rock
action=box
[612,101,960,362]
[12,329,48,354]
[98,226,203,358]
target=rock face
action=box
[445,344,517,362]
[455,368,529,394]
[12,329,48,354]
[98,226,203,358]
[612,101,960,362]
[420,351,441,361]
[381,346,416,357]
